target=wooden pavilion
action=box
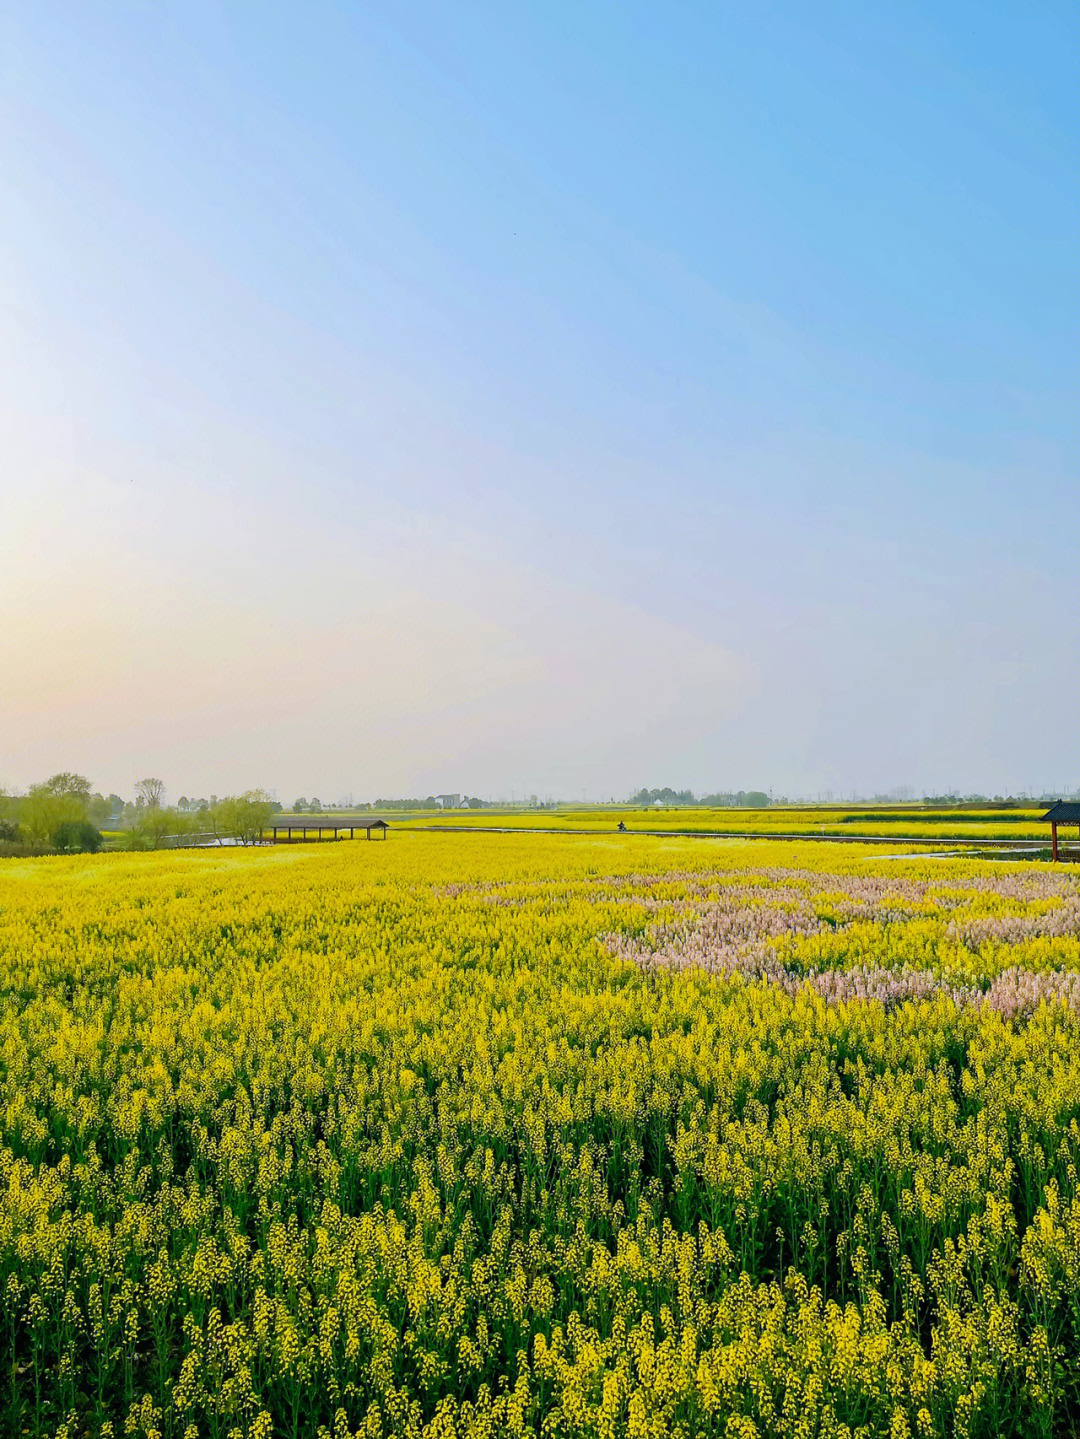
[270,816,388,843]
[1041,801,1080,862]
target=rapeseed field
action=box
[405,807,1052,842]
[2,834,1080,1438]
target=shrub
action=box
[0,821,19,843]
[51,820,103,853]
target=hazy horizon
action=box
[4,3,1077,803]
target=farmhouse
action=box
[1041,800,1080,862]
[270,816,388,842]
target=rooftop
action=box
[270,816,389,830]
[1041,801,1080,824]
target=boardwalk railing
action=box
[156,831,269,849]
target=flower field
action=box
[3,835,1080,1439]
[404,807,1055,843]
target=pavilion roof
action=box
[1041,801,1080,824]
[271,816,388,830]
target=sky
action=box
[2,1,1078,803]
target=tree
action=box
[211,791,274,845]
[21,774,92,845]
[292,797,308,813]
[52,820,102,853]
[135,777,166,810]
[130,804,176,850]
[88,794,115,827]
[40,773,92,805]
[308,798,322,814]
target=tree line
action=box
[0,775,278,853]
[629,787,772,808]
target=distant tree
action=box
[213,791,274,845]
[292,798,308,813]
[468,796,484,809]
[88,793,115,827]
[629,787,694,807]
[128,803,178,850]
[308,798,322,814]
[52,820,102,854]
[135,778,166,810]
[0,820,19,843]
[21,774,92,844]
[41,773,93,805]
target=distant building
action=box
[435,794,462,809]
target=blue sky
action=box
[2,2,1077,801]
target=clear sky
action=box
[2,2,1077,802]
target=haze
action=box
[3,3,1077,802]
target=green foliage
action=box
[127,812,161,849]
[19,773,92,844]
[124,806,200,851]
[630,787,772,808]
[88,793,117,827]
[211,790,275,844]
[37,772,92,804]
[50,820,102,853]
[631,785,697,805]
